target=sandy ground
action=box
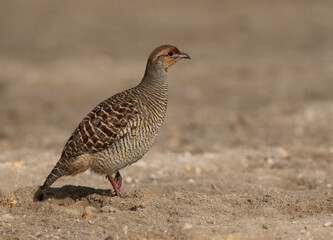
[0,1,332,239]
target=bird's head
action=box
[148,45,190,72]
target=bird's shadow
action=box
[33,185,114,202]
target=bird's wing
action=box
[61,89,140,159]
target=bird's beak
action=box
[178,52,191,59]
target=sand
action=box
[0,1,332,239]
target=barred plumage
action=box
[36,45,190,200]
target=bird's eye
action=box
[168,52,173,56]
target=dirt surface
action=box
[0,1,332,239]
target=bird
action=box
[36,45,190,200]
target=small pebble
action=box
[149,174,157,181]
[323,222,332,227]
[100,206,119,213]
[107,216,116,221]
[83,209,94,220]
[267,158,275,165]
[195,166,202,175]
[277,147,289,158]
[0,214,14,221]
[12,161,24,169]
[85,206,98,213]
[125,176,133,183]
[184,151,191,157]
[123,225,128,234]
[188,179,195,183]
[297,173,304,179]
[183,223,193,230]
[101,206,110,213]
[328,147,333,153]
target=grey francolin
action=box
[37,45,190,200]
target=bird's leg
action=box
[115,171,122,189]
[107,174,123,198]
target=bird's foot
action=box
[107,173,123,198]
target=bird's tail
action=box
[35,162,65,201]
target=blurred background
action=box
[0,0,332,154]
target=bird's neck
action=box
[139,61,168,91]
[136,60,168,116]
